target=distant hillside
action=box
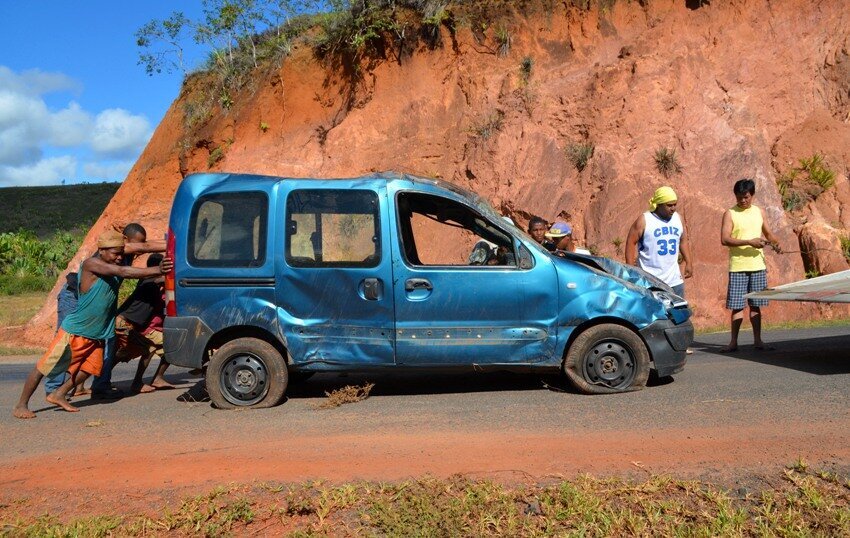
[0,183,120,238]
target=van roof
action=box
[182,170,482,203]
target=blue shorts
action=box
[726,270,768,310]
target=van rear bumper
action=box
[164,316,213,369]
[639,318,694,378]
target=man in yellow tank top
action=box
[719,179,783,352]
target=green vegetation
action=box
[519,55,533,85]
[0,183,115,296]
[0,231,83,295]
[208,145,226,168]
[777,153,837,212]
[611,236,623,255]
[841,235,850,264]
[141,1,627,136]
[0,183,119,238]
[471,111,505,140]
[799,153,836,191]
[566,142,595,172]
[3,466,848,536]
[654,147,682,178]
[494,24,511,57]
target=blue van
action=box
[163,172,693,408]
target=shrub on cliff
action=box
[776,153,837,212]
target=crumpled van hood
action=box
[558,252,672,292]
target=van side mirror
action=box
[518,243,534,270]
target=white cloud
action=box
[0,155,77,187]
[50,102,93,146]
[83,159,134,181]
[90,108,152,158]
[0,66,152,186]
[0,66,80,96]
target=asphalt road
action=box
[0,325,848,495]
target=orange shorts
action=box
[36,329,104,378]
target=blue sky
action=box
[0,1,207,187]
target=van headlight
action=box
[652,290,675,309]
[652,290,688,310]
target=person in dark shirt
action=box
[114,254,173,393]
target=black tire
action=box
[288,371,315,385]
[563,323,650,394]
[207,337,288,409]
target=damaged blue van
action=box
[163,172,693,408]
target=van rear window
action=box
[286,189,380,268]
[188,192,268,267]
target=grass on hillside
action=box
[2,465,848,536]
[0,183,119,238]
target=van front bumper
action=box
[164,316,213,369]
[639,317,694,377]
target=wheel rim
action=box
[582,340,636,389]
[220,353,269,406]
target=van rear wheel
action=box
[563,324,649,394]
[207,338,288,409]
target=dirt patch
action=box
[1,423,848,513]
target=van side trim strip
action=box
[179,278,276,287]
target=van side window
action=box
[286,189,380,268]
[188,192,268,267]
[396,192,515,267]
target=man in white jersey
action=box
[625,186,693,299]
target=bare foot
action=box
[13,406,36,419]
[719,345,738,353]
[131,383,156,394]
[75,388,92,396]
[151,380,176,390]
[45,394,80,413]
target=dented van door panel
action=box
[275,180,395,367]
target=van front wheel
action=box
[563,324,649,394]
[207,338,288,409]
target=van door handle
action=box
[405,278,433,291]
[362,278,382,301]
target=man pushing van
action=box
[12,230,172,419]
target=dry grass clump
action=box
[4,463,848,536]
[654,146,682,178]
[567,142,595,172]
[314,382,375,409]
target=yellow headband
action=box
[649,186,677,211]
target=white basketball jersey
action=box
[638,211,684,287]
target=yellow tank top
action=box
[728,205,765,272]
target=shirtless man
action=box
[12,230,172,418]
[89,222,165,399]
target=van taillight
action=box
[165,227,176,317]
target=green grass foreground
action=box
[2,466,848,536]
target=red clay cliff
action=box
[20,0,850,345]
